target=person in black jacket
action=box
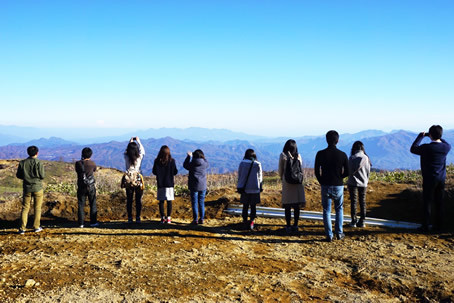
[152,145,178,224]
[410,125,451,232]
[315,130,349,242]
[75,147,98,228]
[183,149,209,225]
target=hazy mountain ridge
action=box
[8,137,78,148]
[0,125,267,145]
[0,129,453,173]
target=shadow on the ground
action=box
[368,188,454,231]
[368,188,421,222]
[3,215,451,245]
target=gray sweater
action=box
[347,151,371,187]
[237,159,263,194]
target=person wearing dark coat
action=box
[75,147,98,228]
[152,145,178,224]
[315,130,349,242]
[410,125,451,232]
[184,149,209,224]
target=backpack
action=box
[80,160,95,188]
[121,170,144,189]
[284,155,303,184]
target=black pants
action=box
[284,204,300,226]
[159,200,172,218]
[126,187,143,220]
[422,181,445,230]
[348,186,367,223]
[77,185,97,225]
[241,193,260,222]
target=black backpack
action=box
[80,160,95,188]
[284,155,303,184]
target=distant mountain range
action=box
[0,125,267,145]
[0,128,452,173]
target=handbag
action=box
[237,161,255,194]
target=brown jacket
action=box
[278,152,306,206]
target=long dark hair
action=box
[243,149,257,161]
[193,149,205,160]
[283,139,298,158]
[126,142,140,166]
[351,141,365,156]
[351,141,372,166]
[157,145,172,165]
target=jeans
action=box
[422,181,445,230]
[77,186,97,225]
[348,186,366,224]
[321,185,344,239]
[190,190,206,221]
[126,187,143,220]
[20,189,44,230]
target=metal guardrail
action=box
[225,205,421,229]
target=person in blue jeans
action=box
[315,130,349,242]
[183,149,209,225]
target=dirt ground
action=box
[1,183,454,302]
[1,158,454,302]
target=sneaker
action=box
[348,221,357,227]
[190,220,198,225]
[356,220,366,228]
[127,218,133,224]
[90,222,100,227]
[198,219,204,225]
[18,230,25,235]
[285,226,292,234]
[166,217,171,224]
[160,217,166,224]
[136,217,141,223]
[325,236,333,242]
[291,225,298,233]
[79,225,84,228]
[336,233,345,240]
[34,227,43,233]
[250,221,255,230]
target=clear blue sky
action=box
[1,0,453,137]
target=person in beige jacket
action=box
[279,139,306,233]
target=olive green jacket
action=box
[16,157,45,193]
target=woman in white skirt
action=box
[152,145,178,223]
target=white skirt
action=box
[157,187,175,201]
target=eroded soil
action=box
[1,217,453,303]
[1,159,453,302]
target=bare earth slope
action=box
[1,160,453,302]
[1,220,453,302]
